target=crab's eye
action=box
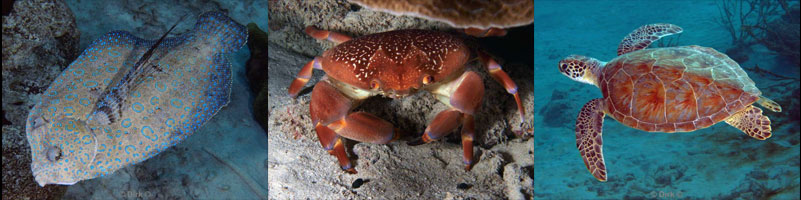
[422,75,434,85]
[370,80,380,90]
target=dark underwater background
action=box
[533,0,800,199]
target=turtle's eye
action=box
[46,145,62,162]
[422,75,434,85]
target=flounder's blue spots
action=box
[132,102,144,113]
[65,93,76,101]
[72,68,85,76]
[82,135,92,144]
[141,126,157,142]
[124,145,136,154]
[121,118,132,128]
[171,99,183,109]
[83,80,98,88]
[150,96,160,105]
[166,118,175,128]
[133,91,141,98]
[155,81,167,92]
[47,90,58,97]
[49,99,60,105]
[79,98,91,106]
[63,107,74,116]
[108,50,121,57]
[65,121,76,132]
[103,78,111,85]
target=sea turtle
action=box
[557,23,782,181]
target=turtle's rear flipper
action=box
[725,105,772,140]
[757,96,782,112]
[576,98,607,182]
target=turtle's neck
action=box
[581,59,605,88]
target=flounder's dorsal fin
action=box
[617,23,682,56]
[90,15,186,125]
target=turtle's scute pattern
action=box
[600,46,760,132]
[25,11,247,186]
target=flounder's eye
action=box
[422,75,434,85]
[370,80,380,90]
[47,145,62,162]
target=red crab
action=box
[288,26,525,173]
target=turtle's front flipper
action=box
[617,23,683,56]
[757,96,782,112]
[725,105,772,140]
[576,98,607,182]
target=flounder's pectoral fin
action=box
[576,98,607,182]
[725,105,772,140]
[617,23,683,56]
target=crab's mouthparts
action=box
[380,89,416,98]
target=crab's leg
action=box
[310,81,397,173]
[314,124,354,173]
[305,26,352,44]
[478,52,526,122]
[419,71,485,170]
[408,109,463,145]
[288,57,322,98]
[463,27,507,37]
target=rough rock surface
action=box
[267,35,533,198]
[65,0,268,50]
[268,0,452,57]
[246,23,269,133]
[1,0,79,199]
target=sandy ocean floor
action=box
[533,0,800,199]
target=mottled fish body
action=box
[25,12,247,186]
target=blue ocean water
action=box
[534,0,800,199]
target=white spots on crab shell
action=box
[327,30,464,85]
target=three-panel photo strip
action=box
[3,0,799,199]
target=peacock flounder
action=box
[25,11,247,186]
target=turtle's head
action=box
[559,55,605,87]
